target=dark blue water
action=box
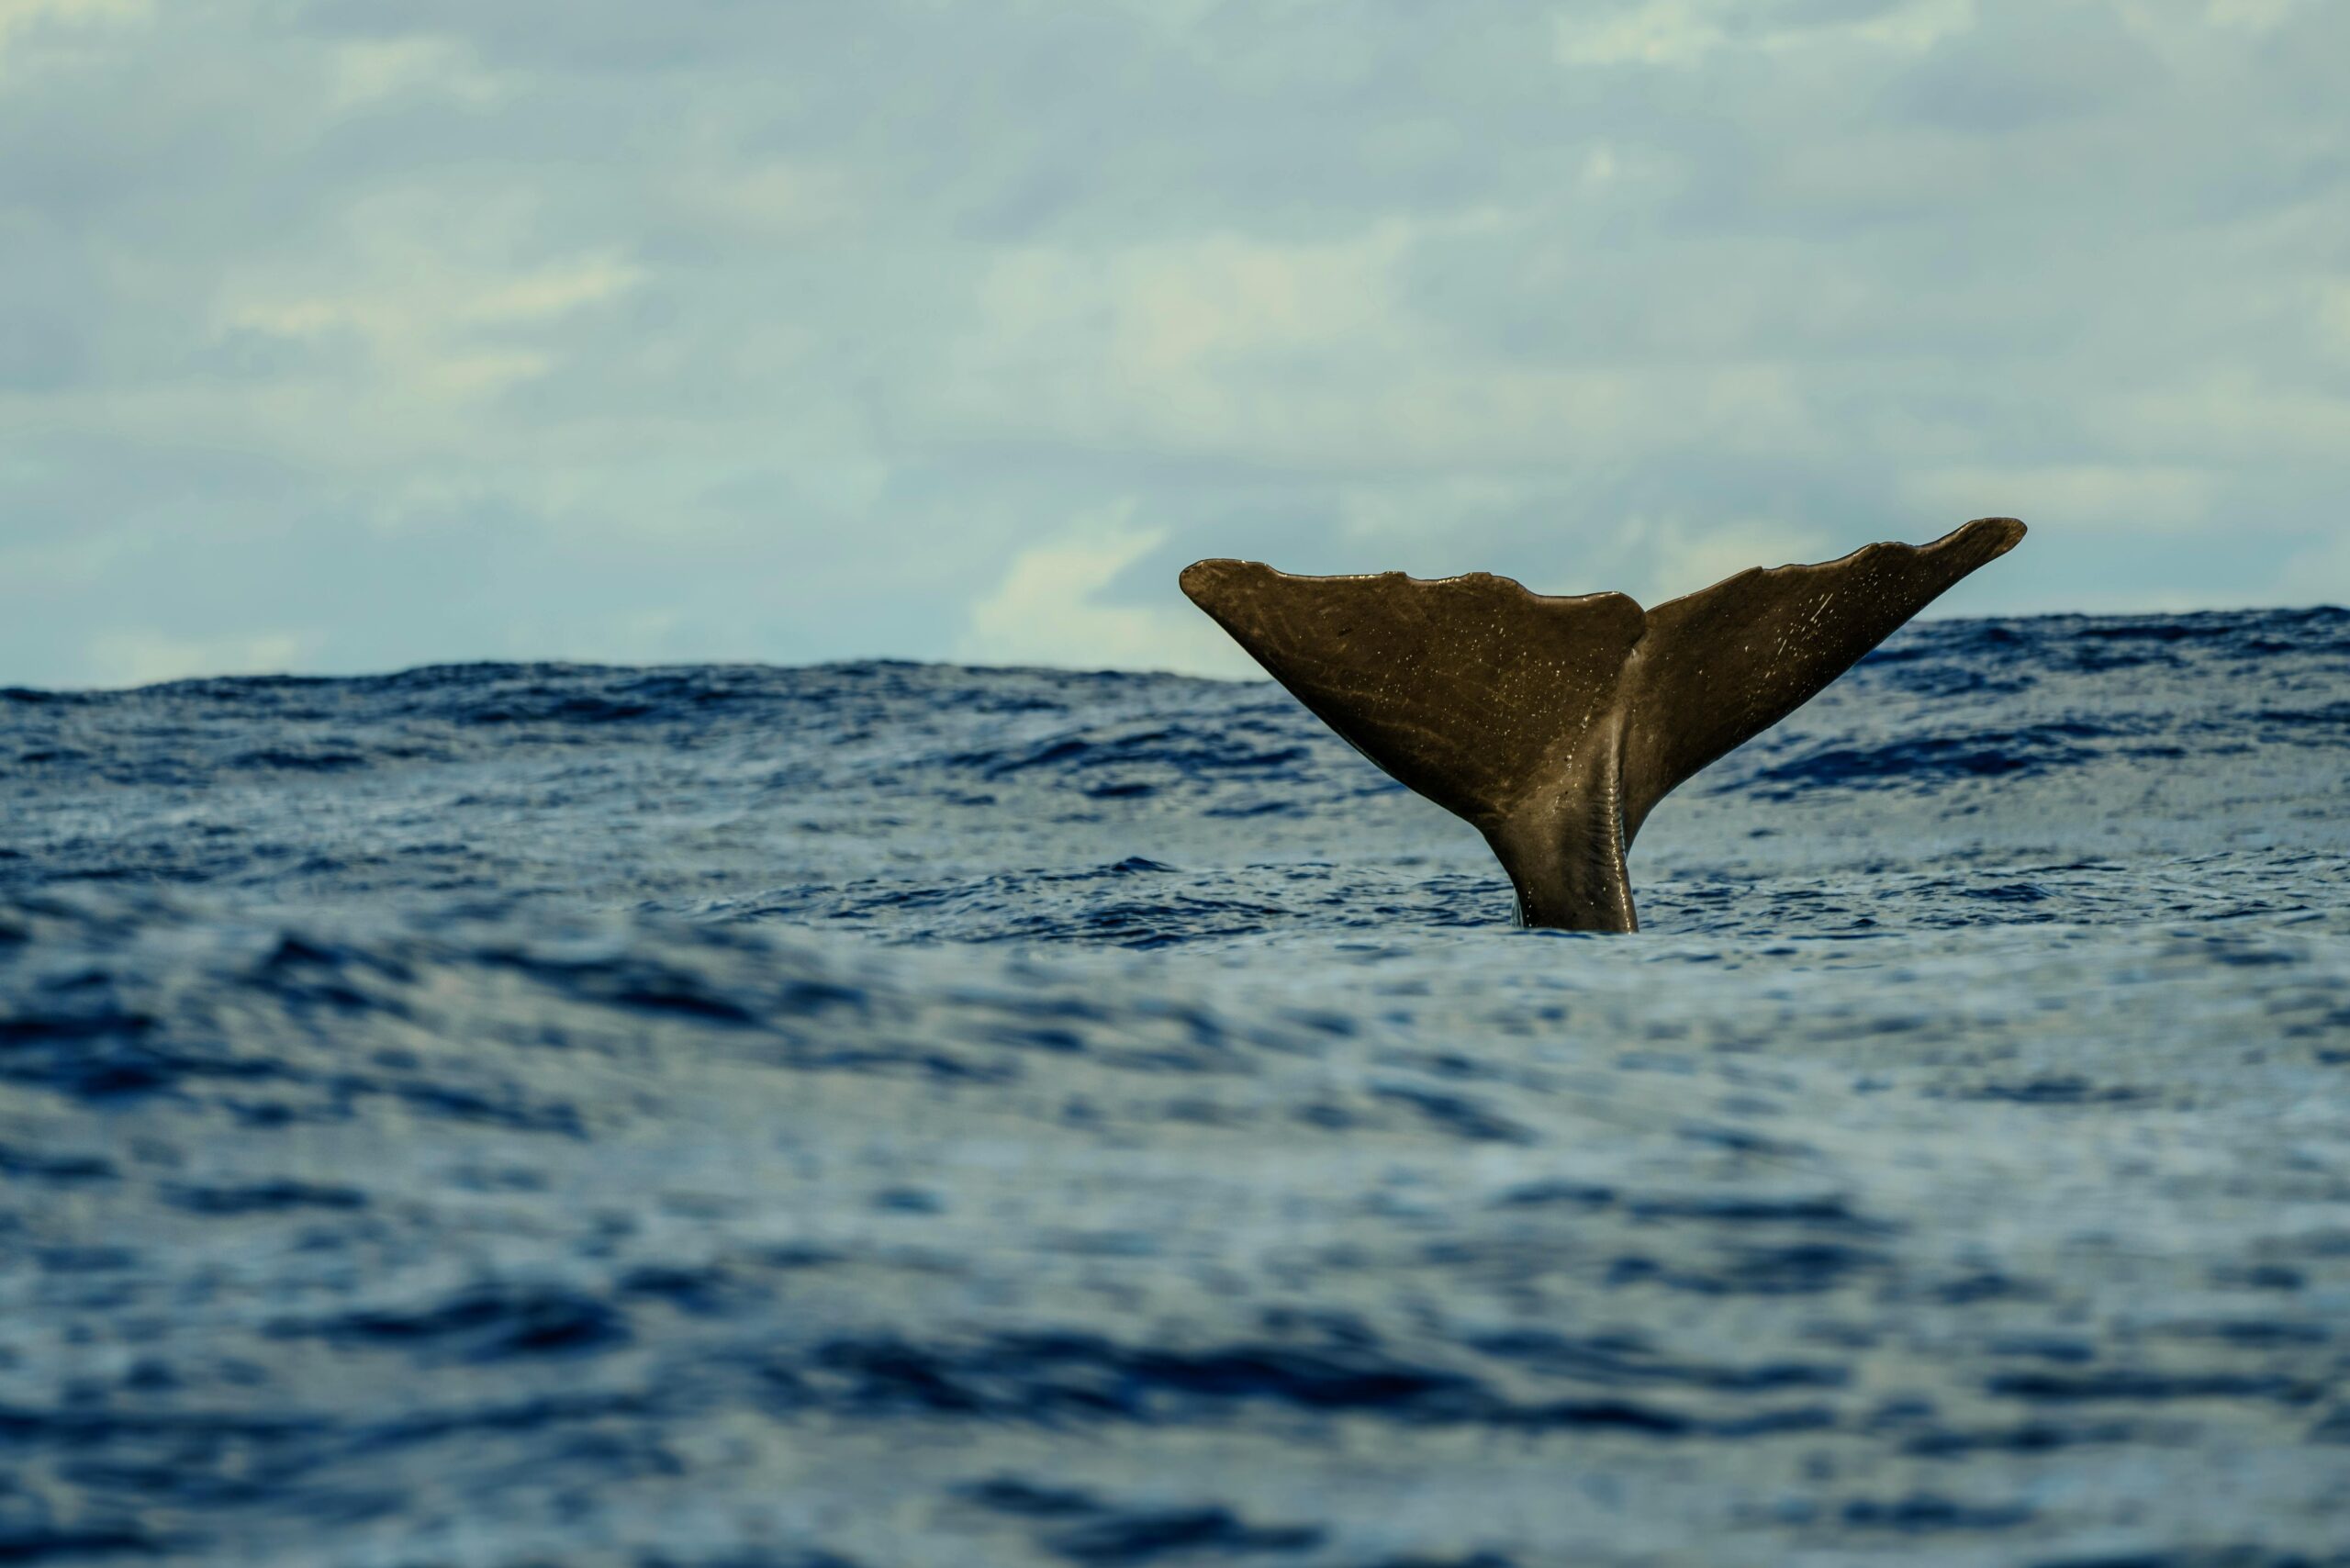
[4,609,2348,1566]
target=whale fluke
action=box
[1180,516,2026,932]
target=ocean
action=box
[4,607,2347,1566]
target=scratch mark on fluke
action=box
[1180,517,2027,932]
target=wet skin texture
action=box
[1182,518,2027,931]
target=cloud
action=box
[1635,515,1837,606]
[84,629,315,689]
[0,0,2345,685]
[957,505,1256,678]
[2202,0,2310,31]
[1899,464,2217,533]
[212,198,645,412]
[1552,0,1975,68]
[0,0,146,54]
[326,33,511,109]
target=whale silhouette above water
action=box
[1181,517,2028,932]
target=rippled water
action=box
[4,609,2348,1566]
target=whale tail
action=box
[1179,517,2026,932]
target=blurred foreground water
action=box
[4,608,2349,1566]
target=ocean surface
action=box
[4,608,2349,1568]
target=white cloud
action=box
[936,219,1835,475]
[1843,0,1978,51]
[1900,464,2218,533]
[667,157,856,239]
[2316,280,2350,358]
[1564,1,1705,66]
[0,0,145,49]
[2,0,2346,684]
[2095,374,2350,466]
[1337,475,1536,544]
[466,255,643,324]
[940,225,1419,461]
[1553,0,1973,68]
[84,629,315,688]
[229,250,639,351]
[1631,516,1835,606]
[957,505,1257,678]
[328,33,511,108]
[209,226,645,436]
[0,0,145,88]
[2204,0,2309,32]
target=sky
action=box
[2,0,2346,687]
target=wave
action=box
[3,609,2348,1562]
